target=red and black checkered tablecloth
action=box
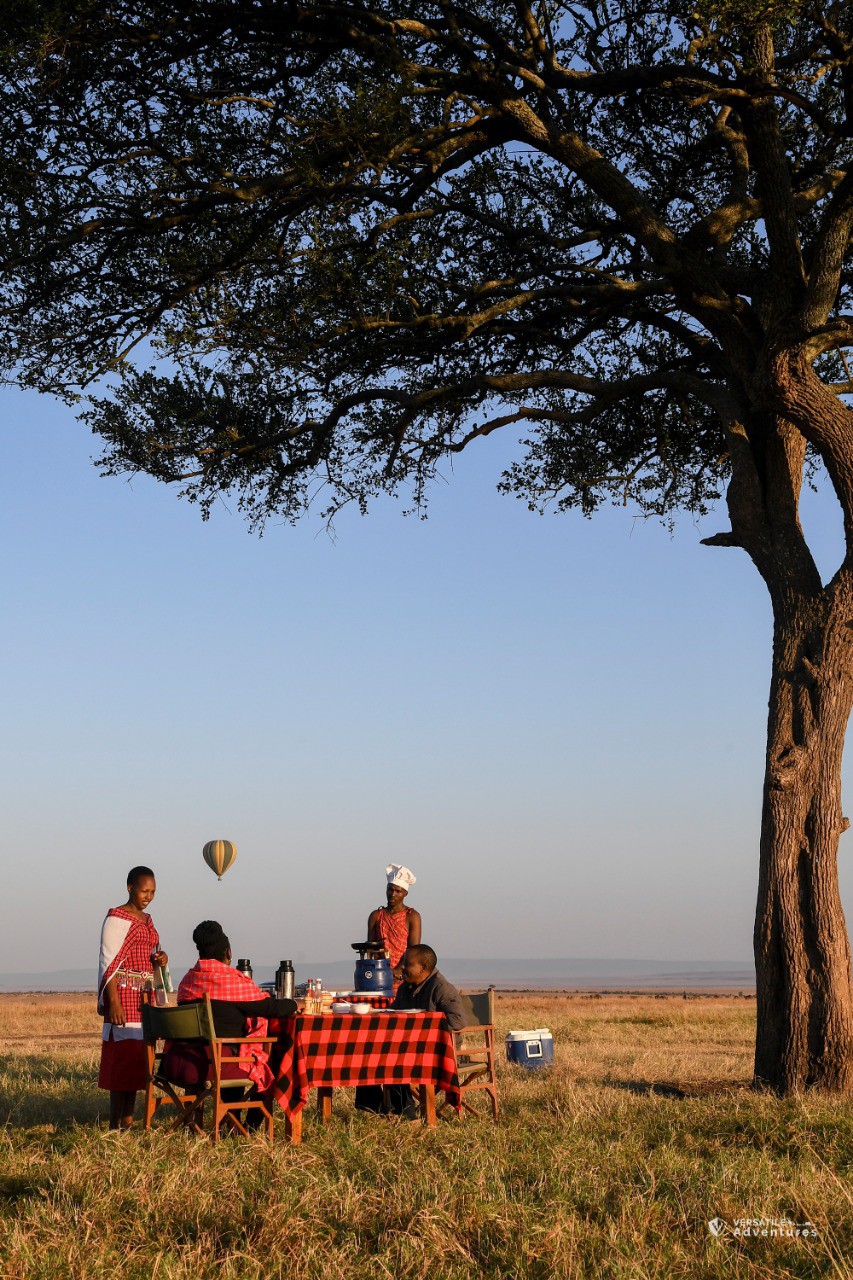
[273,1012,460,1117]
[340,992,393,1008]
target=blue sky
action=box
[2,384,851,975]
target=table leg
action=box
[418,1084,436,1127]
[317,1087,333,1123]
[284,1109,303,1144]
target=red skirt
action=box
[98,1033,149,1091]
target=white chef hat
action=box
[386,864,416,890]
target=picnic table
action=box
[271,1010,460,1143]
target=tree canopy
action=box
[1,1,848,537]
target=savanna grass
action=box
[1,992,851,1279]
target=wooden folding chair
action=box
[441,988,498,1120]
[141,993,277,1141]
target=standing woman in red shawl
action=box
[366,864,421,981]
[97,866,168,1130]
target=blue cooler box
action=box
[505,1028,554,1069]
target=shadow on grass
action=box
[605,1077,750,1099]
[0,1172,49,1202]
[607,1079,688,1098]
[0,1053,104,1129]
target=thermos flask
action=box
[275,959,295,1001]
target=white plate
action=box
[366,1007,420,1013]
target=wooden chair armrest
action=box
[213,1037,277,1046]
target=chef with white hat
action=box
[366,864,422,979]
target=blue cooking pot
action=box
[353,956,394,994]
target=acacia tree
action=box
[2,1,853,1090]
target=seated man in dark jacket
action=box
[356,944,466,1117]
[392,944,467,1030]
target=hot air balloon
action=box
[203,839,237,881]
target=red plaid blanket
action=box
[177,958,268,1002]
[176,959,273,1089]
[273,1012,460,1116]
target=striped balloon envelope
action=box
[202,839,237,880]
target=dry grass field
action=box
[1,991,851,1279]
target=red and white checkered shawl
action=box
[177,959,273,1090]
[97,908,160,1028]
[376,906,412,970]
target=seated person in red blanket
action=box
[162,920,296,1089]
[356,944,466,1116]
[177,920,296,1032]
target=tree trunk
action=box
[754,585,853,1091]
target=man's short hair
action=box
[407,944,437,972]
[127,865,154,886]
[192,920,230,961]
